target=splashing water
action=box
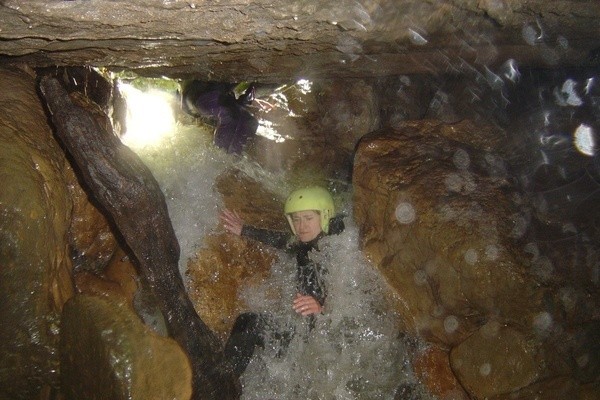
[127,124,232,275]
[239,224,432,400]
[123,118,430,399]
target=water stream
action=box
[238,227,430,399]
[123,100,432,398]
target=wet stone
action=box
[60,294,192,400]
[450,324,539,399]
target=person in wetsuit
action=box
[182,81,258,154]
[219,186,345,377]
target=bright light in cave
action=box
[296,78,313,94]
[254,78,314,142]
[119,82,177,148]
[256,119,286,143]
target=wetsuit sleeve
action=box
[241,225,290,249]
[298,261,327,306]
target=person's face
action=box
[291,210,322,243]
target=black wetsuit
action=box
[223,216,344,377]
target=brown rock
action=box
[0,67,73,398]
[61,294,192,400]
[412,345,469,400]
[73,249,139,305]
[353,121,542,345]
[188,170,285,340]
[450,323,540,399]
[74,271,127,299]
[65,157,118,271]
[216,168,288,232]
[315,79,380,154]
[187,233,277,341]
[104,248,140,305]
[580,382,600,400]
[489,376,589,400]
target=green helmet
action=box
[284,186,335,234]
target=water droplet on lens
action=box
[485,244,499,260]
[424,259,437,275]
[445,173,463,192]
[574,124,595,156]
[395,202,416,224]
[453,149,470,169]
[444,315,459,333]
[522,24,538,46]
[533,312,553,335]
[557,35,569,49]
[479,363,492,376]
[408,28,428,45]
[464,249,478,265]
[414,269,427,285]
[524,243,539,260]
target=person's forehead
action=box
[292,210,319,217]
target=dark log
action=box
[39,76,240,399]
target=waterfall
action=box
[127,118,433,399]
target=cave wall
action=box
[0,67,73,398]
[0,67,200,400]
[351,120,586,399]
[0,1,598,82]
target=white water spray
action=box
[123,93,432,399]
[239,224,432,400]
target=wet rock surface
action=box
[1,60,599,399]
[353,120,600,398]
[0,1,598,81]
[61,294,192,400]
[39,75,239,399]
[0,67,219,399]
[450,323,539,398]
[412,345,469,400]
[353,120,540,343]
[0,67,73,398]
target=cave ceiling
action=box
[0,0,599,82]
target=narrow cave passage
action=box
[1,62,599,400]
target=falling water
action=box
[238,225,432,399]
[130,125,232,276]
[123,104,432,398]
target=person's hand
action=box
[220,209,244,236]
[292,293,322,316]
